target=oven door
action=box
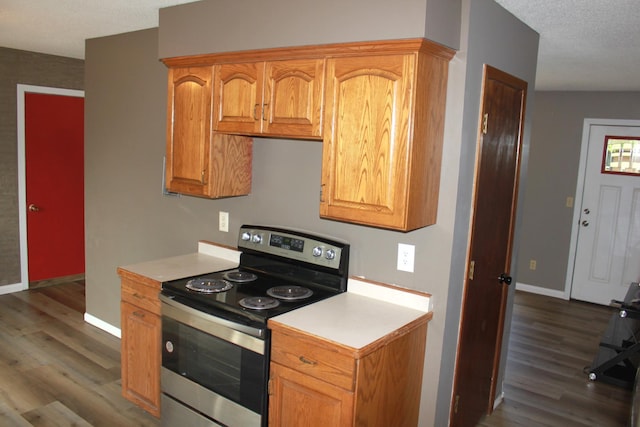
[160,294,268,427]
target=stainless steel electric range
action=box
[159,225,349,427]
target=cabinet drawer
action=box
[270,329,355,391]
[121,278,161,315]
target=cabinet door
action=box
[269,363,354,427]
[214,62,264,134]
[321,55,414,230]
[166,66,214,197]
[121,301,161,417]
[263,59,324,139]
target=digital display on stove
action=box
[269,234,304,252]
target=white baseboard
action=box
[493,390,504,409]
[0,282,27,295]
[84,313,121,338]
[515,282,568,300]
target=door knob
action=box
[28,204,40,212]
[498,273,512,285]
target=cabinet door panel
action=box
[166,66,214,196]
[321,55,413,229]
[269,363,354,427]
[264,59,324,138]
[121,302,161,417]
[214,62,264,134]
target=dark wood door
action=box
[450,66,527,427]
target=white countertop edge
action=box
[347,277,432,313]
[198,241,241,263]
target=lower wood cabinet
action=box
[118,268,161,418]
[269,362,355,426]
[268,317,429,427]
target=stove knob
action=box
[241,232,252,241]
[251,234,262,244]
[325,249,336,260]
[312,246,323,257]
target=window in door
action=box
[602,136,640,175]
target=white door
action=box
[571,122,640,305]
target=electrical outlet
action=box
[219,211,229,232]
[397,243,415,273]
[529,259,537,270]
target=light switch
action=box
[566,196,574,208]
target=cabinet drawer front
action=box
[271,329,355,390]
[121,279,161,315]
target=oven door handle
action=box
[160,294,266,355]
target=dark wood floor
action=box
[479,291,632,427]
[0,279,158,426]
[0,282,632,426]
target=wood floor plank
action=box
[22,364,151,427]
[22,401,92,427]
[0,362,57,414]
[39,318,121,370]
[0,282,158,426]
[32,281,86,314]
[19,330,120,387]
[0,295,49,337]
[480,291,632,427]
[12,291,85,330]
[1,281,633,426]
[0,401,32,427]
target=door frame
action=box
[564,118,640,299]
[13,84,85,293]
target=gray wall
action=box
[159,0,460,57]
[516,91,640,293]
[0,48,83,287]
[434,1,539,424]
[84,0,537,425]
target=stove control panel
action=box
[238,225,349,272]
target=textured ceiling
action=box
[494,0,640,90]
[1,0,639,91]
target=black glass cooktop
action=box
[161,267,339,325]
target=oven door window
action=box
[162,316,266,414]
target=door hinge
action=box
[267,378,272,395]
[482,113,488,134]
[454,394,460,414]
[468,260,475,280]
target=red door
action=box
[25,93,85,282]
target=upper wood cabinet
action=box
[213,59,324,139]
[162,39,454,228]
[165,65,252,198]
[320,40,454,231]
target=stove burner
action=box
[267,285,313,301]
[185,277,233,293]
[239,296,280,310]
[223,271,258,283]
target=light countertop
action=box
[118,241,240,282]
[119,245,433,351]
[269,277,432,350]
